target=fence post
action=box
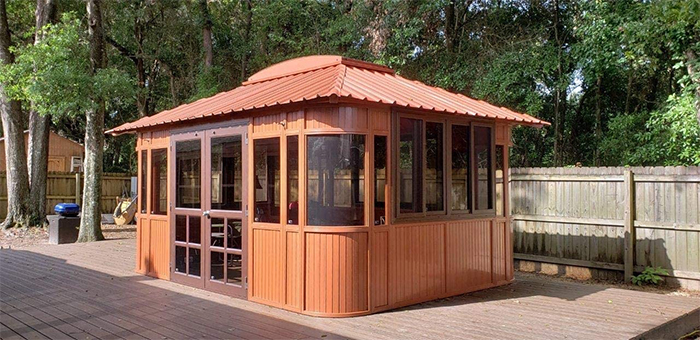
[75,172,81,207]
[624,169,636,282]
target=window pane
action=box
[451,125,470,211]
[210,135,242,211]
[426,122,444,211]
[474,126,493,210]
[227,254,242,285]
[496,145,505,216]
[226,219,242,250]
[189,248,201,277]
[374,136,387,225]
[176,140,201,208]
[287,136,299,224]
[210,251,224,281]
[140,150,147,213]
[175,215,187,242]
[151,149,167,215]
[254,138,280,223]
[307,135,365,226]
[189,216,201,244]
[175,246,186,273]
[399,118,423,213]
[210,217,225,248]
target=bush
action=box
[631,266,669,286]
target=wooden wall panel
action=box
[252,228,284,304]
[445,220,492,293]
[148,218,170,280]
[285,231,302,309]
[370,108,390,133]
[136,217,148,274]
[391,224,445,304]
[253,113,285,134]
[305,107,369,131]
[286,110,304,131]
[371,231,389,308]
[305,232,369,315]
[492,220,507,283]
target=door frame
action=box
[169,121,249,298]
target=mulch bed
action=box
[0,223,136,249]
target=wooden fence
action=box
[510,166,700,289]
[0,172,134,219]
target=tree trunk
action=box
[240,0,252,82]
[78,0,105,242]
[552,0,565,166]
[685,50,700,126]
[28,0,58,226]
[594,76,602,166]
[0,0,31,229]
[200,0,213,69]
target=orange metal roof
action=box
[108,55,549,134]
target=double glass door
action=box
[171,125,247,298]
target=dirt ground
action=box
[0,223,136,249]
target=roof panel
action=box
[107,55,549,134]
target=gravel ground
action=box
[0,223,136,249]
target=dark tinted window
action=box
[140,150,147,213]
[151,149,167,215]
[496,145,505,216]
[426,122,444,211]
[474,126,493,210]
[287,136,299,224]
[210,135,242,211]
[307,134,365,226]
[374,136,387,225]
[399,118,423,213]
[451,125,470,211]
[176,140,201,208]
[254,138,280,223]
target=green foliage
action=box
[631,266,669,286]
[602,91,700,166]
[0,14,134,119]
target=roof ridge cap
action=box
[243,61,341,86]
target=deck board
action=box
[1,239,698,340]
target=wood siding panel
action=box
[286,231,302,309]
[492,220,507,283]
[445,220,492,293]
[371,231,389,308]
[391,224,445,304]
[253,113,285,134]
[370,108,390,133]
[252,228,284,304]
[148,218,170,279]
[305,232,369,315]
[137,217,148,274]
[305,107,368,131]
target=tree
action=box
[77,0,107,242]
[0,0,31,229]
[27,0,58,226]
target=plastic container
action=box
[54,203,80,217]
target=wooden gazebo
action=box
[108,55,548,317]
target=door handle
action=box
[203,210,211,219]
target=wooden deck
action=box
[1,239,698,340]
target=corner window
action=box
[254,138,280,223]
[399,118,423,214]
[474,126,493,210]
[374,136,387,225]
[287,136,299,224]
[307,134,365,226]
[140,150,147,213]
[495,145,505,216]
[451,124,470,211]
[151,148,167,215]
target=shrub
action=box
[631,267,669,286]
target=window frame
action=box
[393,110,497,222]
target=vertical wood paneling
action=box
[372,231,389,308]
[286,110,304,131]
[253,113,285,134]
[305,107,368,131]
[304,232,368,314]
[252,229,284,304]
[390,224,445,304]
[285,231,301,309]
[137,217,148,274]
[148,219,170,279]
[492,220,507,283]
[445,220,492,293]
[370,108,390,132]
